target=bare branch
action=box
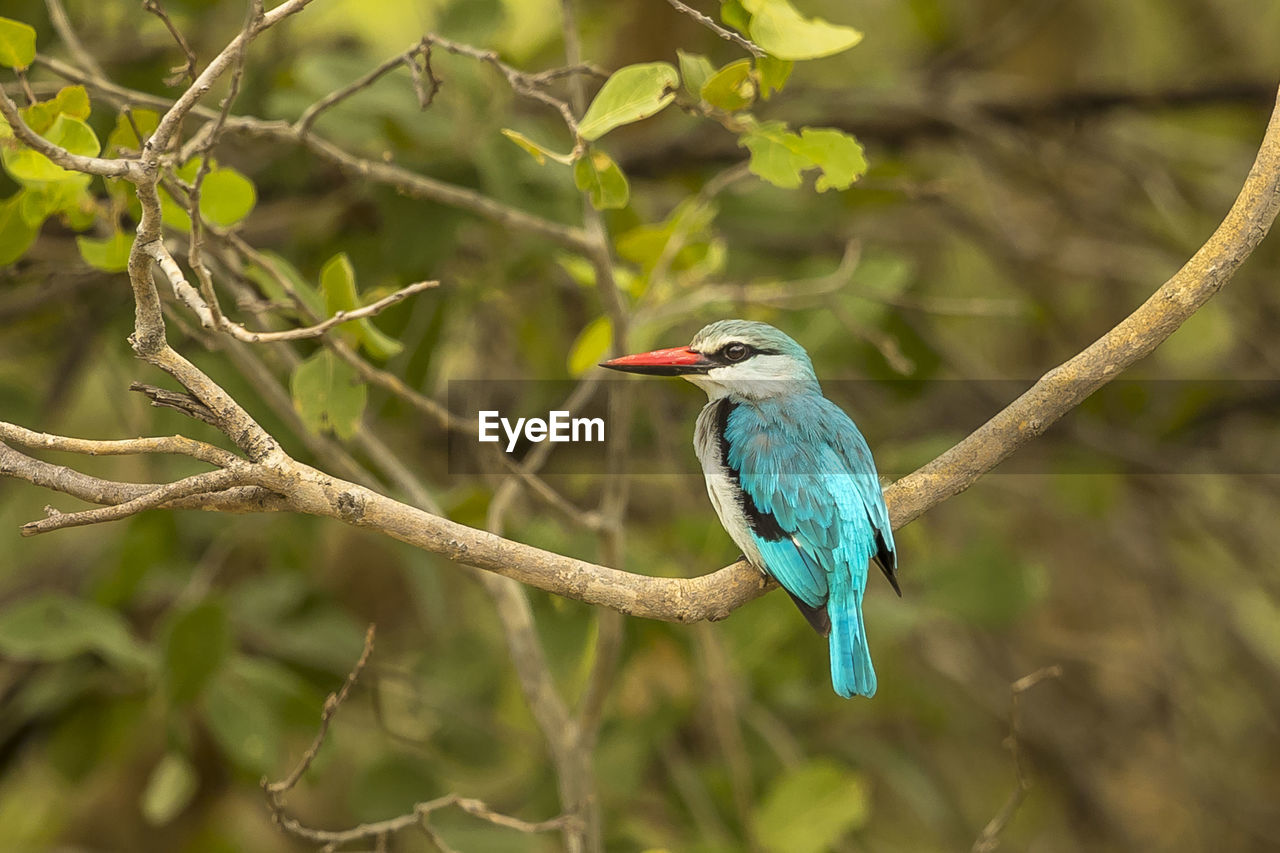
[0,440,276,512]
[186,2,257,335]
[266,624,376,797]
[34,53,596,253]
[141,0,199,86]
[0,421,238,467]
[972,665,1063,853]
[222,280,438,343]
[264,625,574,848]
[296,38,435,136]
[425,33,586,158]
[885,84,1280,528]
[43,0,107,80]
[147,0,315,155]
[20,466,254,536]
[665,0,765,57]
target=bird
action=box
[601,319,899,698]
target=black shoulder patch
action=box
[715,399,788,542]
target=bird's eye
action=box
[723,343,750,362]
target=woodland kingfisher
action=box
[601,320,899,698]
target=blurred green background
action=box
[2,0,1279,850]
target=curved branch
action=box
[883,83,1280,527]
[269,83,1280,621]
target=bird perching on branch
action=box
[603,320,899,698]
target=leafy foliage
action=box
[1,2,1278,852]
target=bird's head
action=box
[600,319,819,400]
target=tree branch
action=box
[884,84,1280,528]
[665,0,765,57]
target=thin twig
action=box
[186,0,258,335]
[295,38,436,135]
[0,421,238,467]
[34,53,595,253]
[232,281,439,343]
[142,0,199,86]
[971,665,1063,853]
[266,624,376,796]
[0,441,284,513]
[20,466,253,535]
[43,0,108,80]
[665,0,765,57]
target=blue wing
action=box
[722,395,894,697]
[724,396,892,603]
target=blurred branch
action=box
[972,665,1063,853]
[141,0,199,86]
[33,52,595,253]
[266,624,375,797]
[42,0,107,81]
[295,37,437,136]
[619,79,1279,174]
[265,625,574,849]
[886,84,1280,527]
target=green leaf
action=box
[156,185,191,231]
[141,753,199,826]
[76,229,132,272]
[740,120,810,188]
[52,85,91,120]
[106,108,160,154]
[320,252,403,360]
[578,62,678,140]
[0,17,36,69]
[0,593,151,674]
[0,193,38,265]
[757,759,871,853]
[720,0,752,32]
[2,114,101,184]
[556,252,596,288]
[568,315,612,376]
[22,86,92,135]
[677,50,715,99]
[739,121,867,191]
[756,55,793,98]
[700,59,756,112]
[500,128,574,165]
[291,349,367,439]
[245,250,325,318]
[163,600,231,705]
[200,668,281,775]
[792,127,867,191]
[573,150,630,210]
[743,0,863,60]
[21,179,89,227]
[198,167,256,227]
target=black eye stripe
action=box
[702,342,781,364]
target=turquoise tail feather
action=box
[827,576,876,698]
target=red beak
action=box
[599,346,713,376]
